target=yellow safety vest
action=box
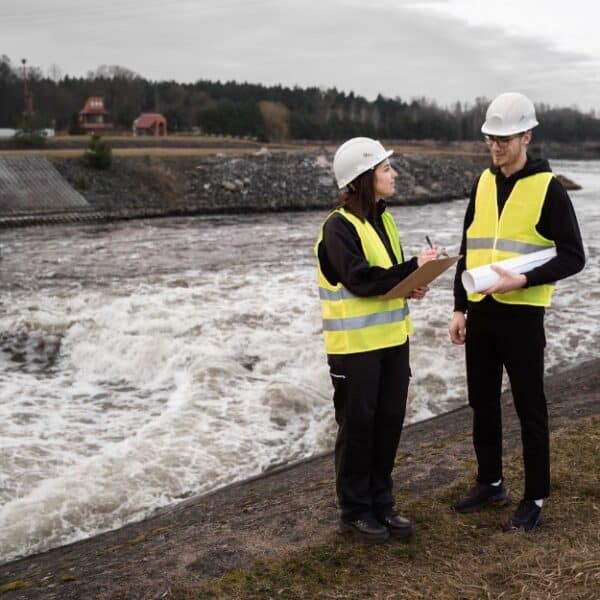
[466,169,556,306]
[315,208,413,355]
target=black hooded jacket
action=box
[453,155,585,314]
[317,200,419,297]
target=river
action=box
[0,159,598,563]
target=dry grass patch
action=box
[173,416,599,599]
[0,147,298,159]
[0,139,486,159]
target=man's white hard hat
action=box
[333,137,393,189]
[481,92,539,136]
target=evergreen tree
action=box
[68,111,85,135]
[0,54,599,143]
[13,114,47,148]
[83,133,112,169]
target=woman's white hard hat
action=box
[481,92,539,136]
[333,137,393,189]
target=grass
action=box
[98,523,182,556]
[0,147,298,159]
[0,137,489,159]
[171,415,600,599]
[0,133,307,158]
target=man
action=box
[448,92,585,531]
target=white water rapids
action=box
[0,160,598,563]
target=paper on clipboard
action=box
[381,255,461,300]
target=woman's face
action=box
[373,159,397,199]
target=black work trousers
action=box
[327,342,410,520]
[465,308,550,500]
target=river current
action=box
[0,160,598,563]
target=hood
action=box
[492,154,552,183]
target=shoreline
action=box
[2,148,487,227]
[0,145,587,228]
[1,357,598,598]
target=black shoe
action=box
[453,482,511,514]
[502,500,544,532]
[376,511,413,539]
[340,516,390,544]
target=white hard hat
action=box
[481,92,539,136]
[333,137,393,189]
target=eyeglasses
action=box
[483,134,521,147]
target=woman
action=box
[315,137,438,544]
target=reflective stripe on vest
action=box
[466,169,556,306]
[467,237,549,254]
[318,287,357,301]
[323,305,411,331]
[314,208,413,355]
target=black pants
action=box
[328,342,410,520]
[465,309,549,500]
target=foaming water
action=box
[0,160,598,562]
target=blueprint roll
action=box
[461,247,557,293]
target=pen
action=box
[425,235,448,258]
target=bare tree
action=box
[47,64,63,83]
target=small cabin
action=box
[79,96,112,131]
[132,113,167,137]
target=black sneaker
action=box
[340,516,390,544]
[453,482,511,514]
[376,511,413,540]
[502,500,544,532]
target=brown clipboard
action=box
[381,255,461,300]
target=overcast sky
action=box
[1,0,599,111]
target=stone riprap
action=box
[51,149,487,219]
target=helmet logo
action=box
[363,152,373,157]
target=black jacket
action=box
[454,155,586,314]
[317,201,419,297]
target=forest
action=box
[1,55,599,143]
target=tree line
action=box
[1,55,599,143]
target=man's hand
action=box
[417,247,439,267]
[449,311,466,345]
[408,285,429,300]
[482,265,527,295]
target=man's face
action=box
[485,131,531,172]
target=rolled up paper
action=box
[461,247,557,293]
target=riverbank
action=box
[0,136,598,160]
[0,146,487,227]
[1,139,589,227]
[49,149,487,217]
[1,357,598,599]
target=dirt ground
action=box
[0,358,598,599]
[0,138,487,159]
[0,137,597,160]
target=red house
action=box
[79,96,112,131]
[132,113,167,137]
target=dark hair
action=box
[334,168,376,221]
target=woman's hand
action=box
[408,285,429,300]
[417,247,439,267]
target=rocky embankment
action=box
[51,149,488,219]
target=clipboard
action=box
[381,255,461,300]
